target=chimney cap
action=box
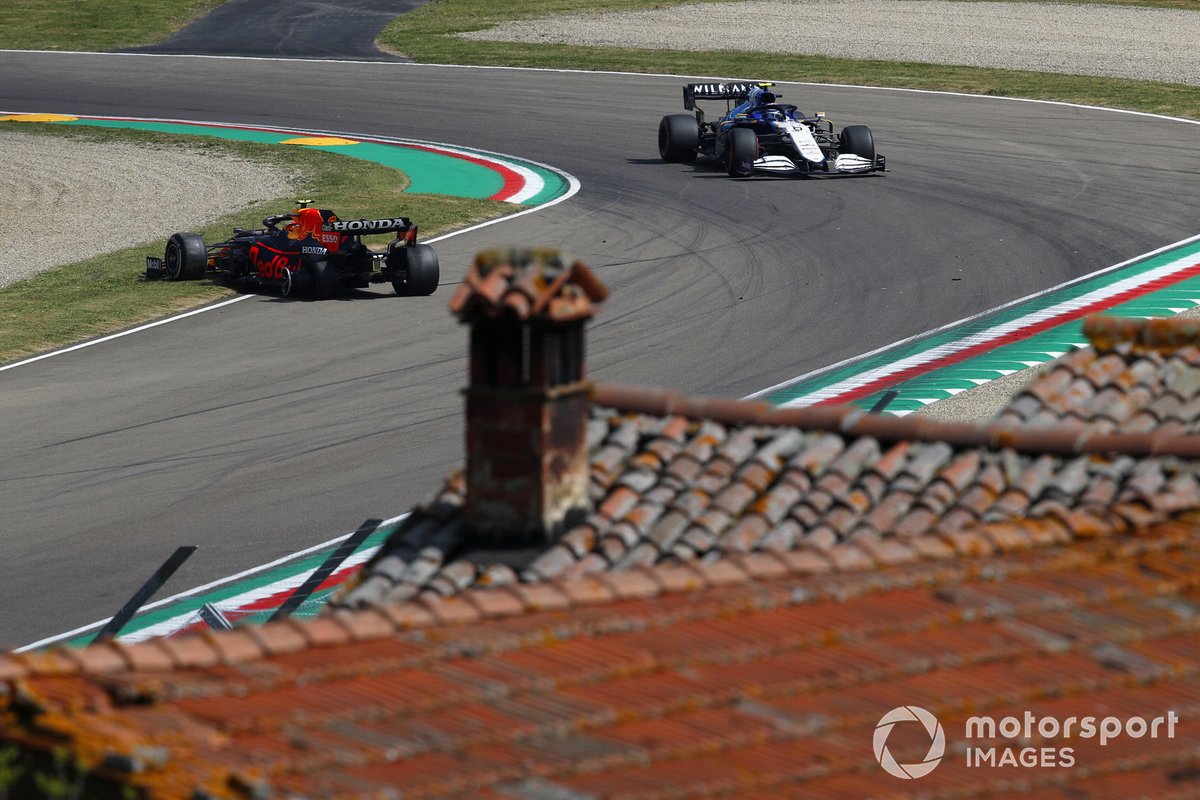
[449,247,609,323]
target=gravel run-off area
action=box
[463,0,1200,86]
[0,128,296,289]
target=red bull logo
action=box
[249,242,300,279]
[286,208,342,250]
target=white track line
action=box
[0,295,252,373]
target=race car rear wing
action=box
[324,217,413,235]
[683,81,770,109]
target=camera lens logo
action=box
[874,706,946,779]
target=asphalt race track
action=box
[2,49,1200,647]
[124,0,427,61]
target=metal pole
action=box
[268,518,381,623]
[91,545,197,645]
[199,603,234,632]
[869,390,900,415]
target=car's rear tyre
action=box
[725,127,758,177]
[309,260,340,299]
[839,124,875,162]
[658,114,699,163]
[391,244,440,296]
[287,266,312,298]
[164,233,206,280]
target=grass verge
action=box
[379,0,1200,121]
[0,0,225,51]
[0,123,514,365]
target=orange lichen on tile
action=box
[4,523,1197,799]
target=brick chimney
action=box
[448,248,609,544]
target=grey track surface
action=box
[123,0,428,61]
[2,52,1200,646]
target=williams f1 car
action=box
[144,203,440,299]
[658,82,887,177]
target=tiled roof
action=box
[1,520,1197,798]
[998,316,1200,434]
[336,379,1200,609]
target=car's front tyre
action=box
[164,233,207,280]
[839,125,876,162]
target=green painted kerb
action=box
[48,118,569,203]
[766,239,1200,410]
[312,140,503,197]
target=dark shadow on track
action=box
[122,0,431,61]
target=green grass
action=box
[379,0,1200,121]
[0,123,513,365]
[0,0,225,51]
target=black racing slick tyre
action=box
[391,244,440,296]
[839,125,876,162]
[310,260,340,300]
[658,114,699,163]
[725,127,757,177]
[164,233,206,280]
[286,267,312,298]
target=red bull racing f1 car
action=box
[658,82,886,177]
[144,203,440,299]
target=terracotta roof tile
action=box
[418,593,484,626]
[62,642,133,674]
[648,563,705,594]
[0,656,28,682]
[375,601,437,630]
[13,648,79,678]
[12,531,1182,796]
